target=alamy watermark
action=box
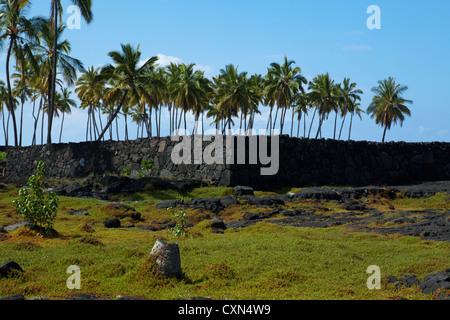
[170,129,280,176]
[66,265,81,290]
[367,5,381,30]
[67,5,82,30]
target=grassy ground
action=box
[0,184,449,300]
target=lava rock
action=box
[419,269,450,295]
[103,218,121,229]
[211,217,226,230]
[233,186,254,196]
[0,261,24,279]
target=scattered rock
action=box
[156,200,181,210]
[67,209,89,216]
[149,239,182,278]
[103,218,121,229]
[233,186,254,196]
[0,294,26,300]
[211,217,226,230]
[117,295,147,300]
[419,269,450,295]
[0,261,24,279]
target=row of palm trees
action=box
[0,0,92,147]
[74,45,411,144]
[0,0,413,147]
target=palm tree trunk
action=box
[2,110,7,147]
[48,0,59,145]
[59,112,65,143]
[338,115,346,140]
[315,115,324,139]
[348,114,354,141]
[382,126,388,143]
[333,111,338,140]
[291,107,295,137]
[19,98,24,147]
[32,97,43,146]
[97,90,129,142]
[5,39,18,147]
[308,108,317,139]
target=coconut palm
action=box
[54,88,76,143]
[307,73,340,139]
[214,64,251,134]
[76,66,106,141]
[97,44,158,141]
[34,20,83,143]
[337,78,363,140]
[347,98,364,141]
[294,92,309,138]
[264,56,306,135]
[0,0,44,146]
[170,63,210,135]
[47,0,93,144]
[367,77,412,142]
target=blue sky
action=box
[1,0,450,145]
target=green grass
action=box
[1,185,449,300]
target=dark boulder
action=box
[419,269,450,295]
[103,218,121,229]
[0,261,24,279]
[233,186,254,196]
[211,217,226,230]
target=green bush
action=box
[0,152,6,162]
[168,207,189,238]
[12,161,59,234]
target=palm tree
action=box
[264,56,306,135]
[47,0,93,144]
[97,43,158,142]
[337,78,363,140]
[35,20,83,143]
[307,73,340,139]
[169,63,210,135]
[294,92,309,138]
[367,77,412,142]
[214,64,251,134]
[54,88,76,143]
[347,98,364,141]
[76,66,105,141]
[0,0,44,146]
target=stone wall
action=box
[3,136,450,188]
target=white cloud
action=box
[437,129,449,136]
[342,44,373,51]
[138,53,214,77]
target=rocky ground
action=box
[1,177,449,300]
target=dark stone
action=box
[0,294,26,300]
[156,200,181,210]
[0,261,24,279]
[220,197,239,207]
[211,217,226,230]
[103,218,121,229]
[419,270,450,295]
[233,186,254,196]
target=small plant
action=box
[121,168,131,177]
[168,207,189,238]
[0,151,6,162]
[138,159,155,178]
[12,161,59,234]
[141,159,155,172]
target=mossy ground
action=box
[0,184,449,300]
